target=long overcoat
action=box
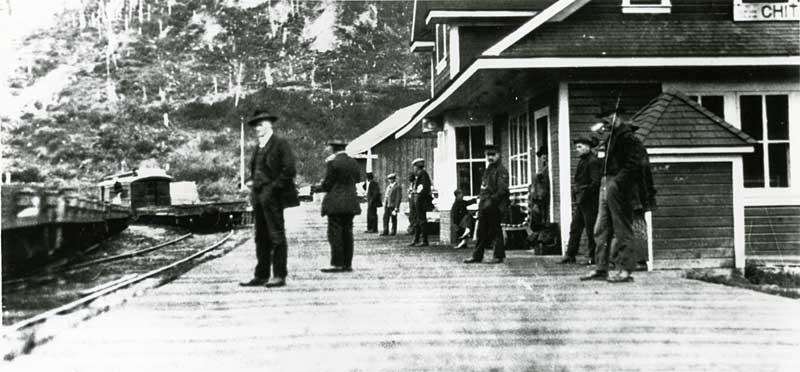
[250,135,299,209]
[321,152,362,216]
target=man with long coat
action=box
[240,110,299,288]
[363,173,381,233]
[320,145,362,272]
[464,144,509,264]
[410,158,432,247]
[381,173,402,236]
[581,106,655,283]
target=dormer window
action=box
[622,0,671,14]
[435,24,449,72]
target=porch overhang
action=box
[396,55,800,139]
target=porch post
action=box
[437,118,457,244]
[732,157,745,271]
[558,82,573,255]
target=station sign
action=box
[734,0,800,21]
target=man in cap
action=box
[561,135,602,264]
[464,144,509,264]
[381,173,402,236]
[240,109,298,288]
[320,142,362,273]
[580,105,652,283]
[363,172,382,233]
[410,158,432,246]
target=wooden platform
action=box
[8,203,800,371]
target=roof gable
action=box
[346,101,427,155]
[631,91,757,148]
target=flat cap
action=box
[387,173,397,179]
[412,158,425,166]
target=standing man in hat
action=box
[240,109,299,288]
[561,136,602,264]
[363,173,382,233]
[580,105,654,283]
[320,142,362,273]
[381,173,402,236]
[410,158,432,246]
[464,144,509,264]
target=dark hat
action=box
[247,109,279,126]
[573,136,598,147]
[536,145,548,157]
[485,143,499,154]
[327,141,348,152]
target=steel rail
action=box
[3,231,234,334]
[2,233,193,286]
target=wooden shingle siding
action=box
[459,26,515,71]
[433,63,450,96]
[745,206,800,256]
[651,162,734,266]
[373,136,437,193]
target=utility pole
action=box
[240,116,245,191]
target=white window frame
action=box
[508,110,532,188]
[454,124,488,197]
[737,92,792,190]
[622,0,672,14]
[687,93,727,118]
[435,24,449,74]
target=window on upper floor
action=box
[622,0,671,13]
[739,94,790,188]
[688,95,725,119]
[455,125,486,197]
[435,24,448,71]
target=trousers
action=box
[593,177,636,272]
[253,199,288,279]
[472,206,505,261]
[366,202,379,232]
[328,214,355,268]
[566,201,598,259]
[382,206,397,235]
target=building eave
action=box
[425,10,538,25]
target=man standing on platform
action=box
[580,105,654,283]
[561,136,602,265]
[240,109,299,288]
[409,158,432,247]
[320,143,362,273]
[381,173,401,236]
[363,173,381,233]
[464,144,509,264]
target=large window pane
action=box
[701,95,725,118]
[472,162,486,196]
[456,127,469,159]
[740,95,763,140]
[769,143,790,187]
[743,145,765,188]
[456,163,471,195]
[520,154,529,184]
[510,158,518,186]
[470,126,486,158]
[766,95,789,140]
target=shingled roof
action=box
[501,18,800,57]
[630,91,757,148]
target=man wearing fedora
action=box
[580,105,655,283]
[464,144,509,264]
[561,135,602,265]
[240,109,299,288]
[320,142,362,273]
[381,173,402,236]
[410,158,432,247]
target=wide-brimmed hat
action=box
[595,102,626,119]
[485,144,499,154]
[247,109,279,126]
[412,158,425,166]
[536,145,548,157]
[573,136,598,147]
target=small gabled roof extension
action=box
[346,101,427,155]
[630,91,757,148]
[412,0,557,44]
[500,19,800,57]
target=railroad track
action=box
[2,230,235,350]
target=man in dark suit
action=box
[410,158,432,247]
[363,173,381,233]
[381,173,402,236]
[464,144,509,264]
[240,110,299,288]
[561,136,602,264]
[320,143,362,273]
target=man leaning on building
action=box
[580,105,655,283]
[464,144,509,264]
[240,109,299,288]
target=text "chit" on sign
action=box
[734,0,800,21]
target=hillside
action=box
[1,0,428,199]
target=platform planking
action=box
[8,203,800,372]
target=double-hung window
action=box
[455,126,486,197]
[508,112,531,188]
[688,94,725,119]
[740,94,790,188]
